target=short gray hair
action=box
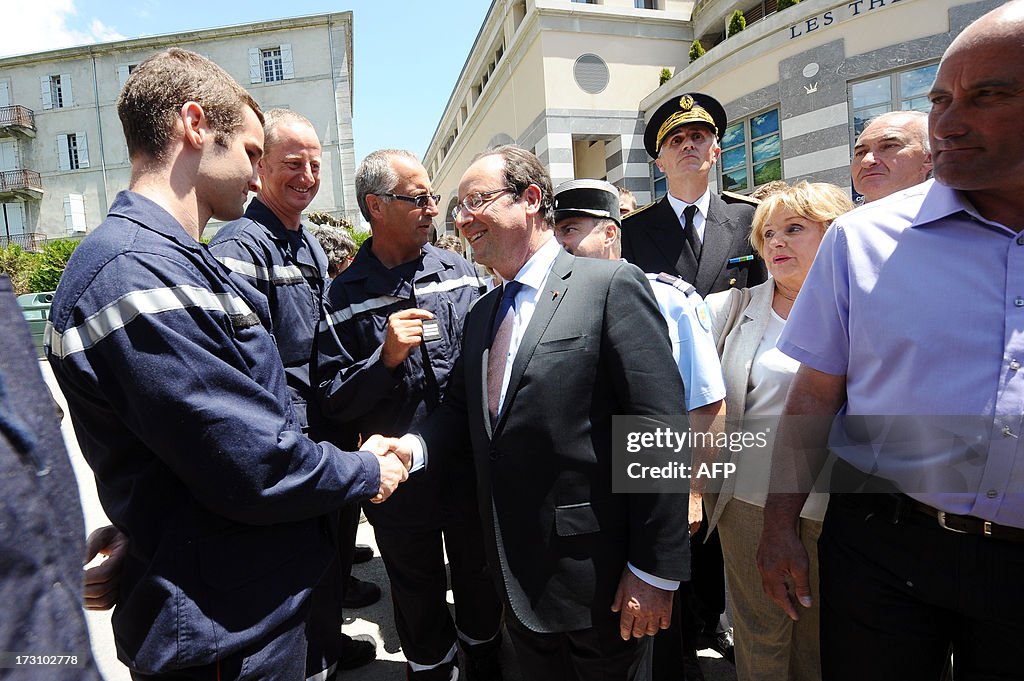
[306,224,357,278]
[356,149,419,222]
[262,108,317,156]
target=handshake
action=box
[361,434,417,503]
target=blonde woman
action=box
[705,182,854,681]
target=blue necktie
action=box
[488,280,523,424]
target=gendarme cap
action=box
[553,179,622,226]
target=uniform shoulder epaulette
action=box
[622,200,658,220]
[654,271,696,296]
[720,190,760,206]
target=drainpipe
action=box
[90,51,109,218]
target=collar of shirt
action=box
[912,179,1017,236]
[666,187,712,243]
[497,234,562,411]
[107,190,205,253]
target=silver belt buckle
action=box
[937,511,968,534]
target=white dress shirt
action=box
[666,187,712,243]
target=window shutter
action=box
[77,131,89,168]
[2,202,26,234]
[248,48,262,83]
[281,43,294,80]
[57,134,70,171]
[61,73,73,106]
[40,76,53,110]
[117,65,131,88]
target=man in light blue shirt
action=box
[759,4,1024,679]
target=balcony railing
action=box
[0,169,43,198]
[0,232,45,251]
[0,105,36,136]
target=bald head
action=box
[927,0,1024,227]
[946,0,1024,54]
[851,111,932,202]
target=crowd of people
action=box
[4,2,1021,680]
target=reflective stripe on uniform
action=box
[413,274,481,297]
[320,294,403,331]
[320,275,481,331]
[216,256,304,284]
[47,284,256,359]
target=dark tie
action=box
[487,280,523,425]
[683,204,701,262]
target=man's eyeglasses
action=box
[451,187,516,221]
[380,193,441,209]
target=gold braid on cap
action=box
[655,107,718,152]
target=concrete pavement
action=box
[43,359,735,681]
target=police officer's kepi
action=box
[553,179,622,226]
[643,92,728,158]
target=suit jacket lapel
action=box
[694,194,731,294]
[493,249,573,435]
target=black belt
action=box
[900,495,1024,543]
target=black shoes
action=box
[337,632,376,671]
[696,626,734,663]
[352,543,374,564]
[342,575,382,609]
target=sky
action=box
[0,0,493,163]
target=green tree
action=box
[659,67,673,86]
[28,239,79,293]
[688,40,706,63]
[0,243,36,295]
[307,211,369,250]
[777,0,801,9]
[728,9,747,37]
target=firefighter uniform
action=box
[47,191,380,676]
[317,241,503,678]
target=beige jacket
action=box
[704,280,775,532]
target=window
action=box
[571,0,597,3]
[248,45,294,84]
[64,194,86,234]
[850,62,938,137]
[1,202,26,238]
[40,73,72,109]
[743,0,779,25]
[117,63,139,88]
[718,109,782,194]
[57,132,89,171]
[635,0,656,8]
[651,162,667,201]
[262,48,283,82]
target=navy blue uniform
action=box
[317,241,502,675]
[209,198,327,430]
[0,275,103,681]
[46,191,380,676]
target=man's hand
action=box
[370,452,409,504]
[362,433,414,471]
[381,309,434,370]
[688,491,703,537]
[83,525,129,611]
[610,568,674,640]
[756,510,812,621]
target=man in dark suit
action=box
[622,92,758,679]
[405,146,689,680]
[622,92,767,298]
